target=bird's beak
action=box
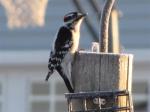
[74,13,88,22]
[81,13,88,18]
[76,13,87,21]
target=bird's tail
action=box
[45,71,53,81]
[56,66,74,93]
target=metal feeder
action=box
[65,90,134,112]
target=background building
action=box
[0,0,150,112]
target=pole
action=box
[100,0,116,52]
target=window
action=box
[0,76,6,112]
[133,81,148,112]
[0,83,3,112]
[28,76,68,112]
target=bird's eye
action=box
[72,14,77,18]
[64,12,78,22]
[64,15,72,22]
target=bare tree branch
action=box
[72,0,99,41]
[87,0,101,20]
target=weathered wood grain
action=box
[71,51,133,111]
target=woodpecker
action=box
[45,12,86,93]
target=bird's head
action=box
[64,12,87,31]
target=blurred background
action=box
[0,0,150,112]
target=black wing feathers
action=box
[55,26,73,51]
[46,26,73,81]
[46,26,74,92]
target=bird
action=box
[45,12,86,93]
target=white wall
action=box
[0,49,150,112]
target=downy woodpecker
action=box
[45,12,86,93]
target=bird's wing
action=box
[54,26,73,52]
[46,26,73,81]
[48,26,73,72]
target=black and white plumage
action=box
[45,12,86,93]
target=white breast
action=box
[70,30,80,53]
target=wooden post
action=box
[71,51,133,111]
[68,0,134,111]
